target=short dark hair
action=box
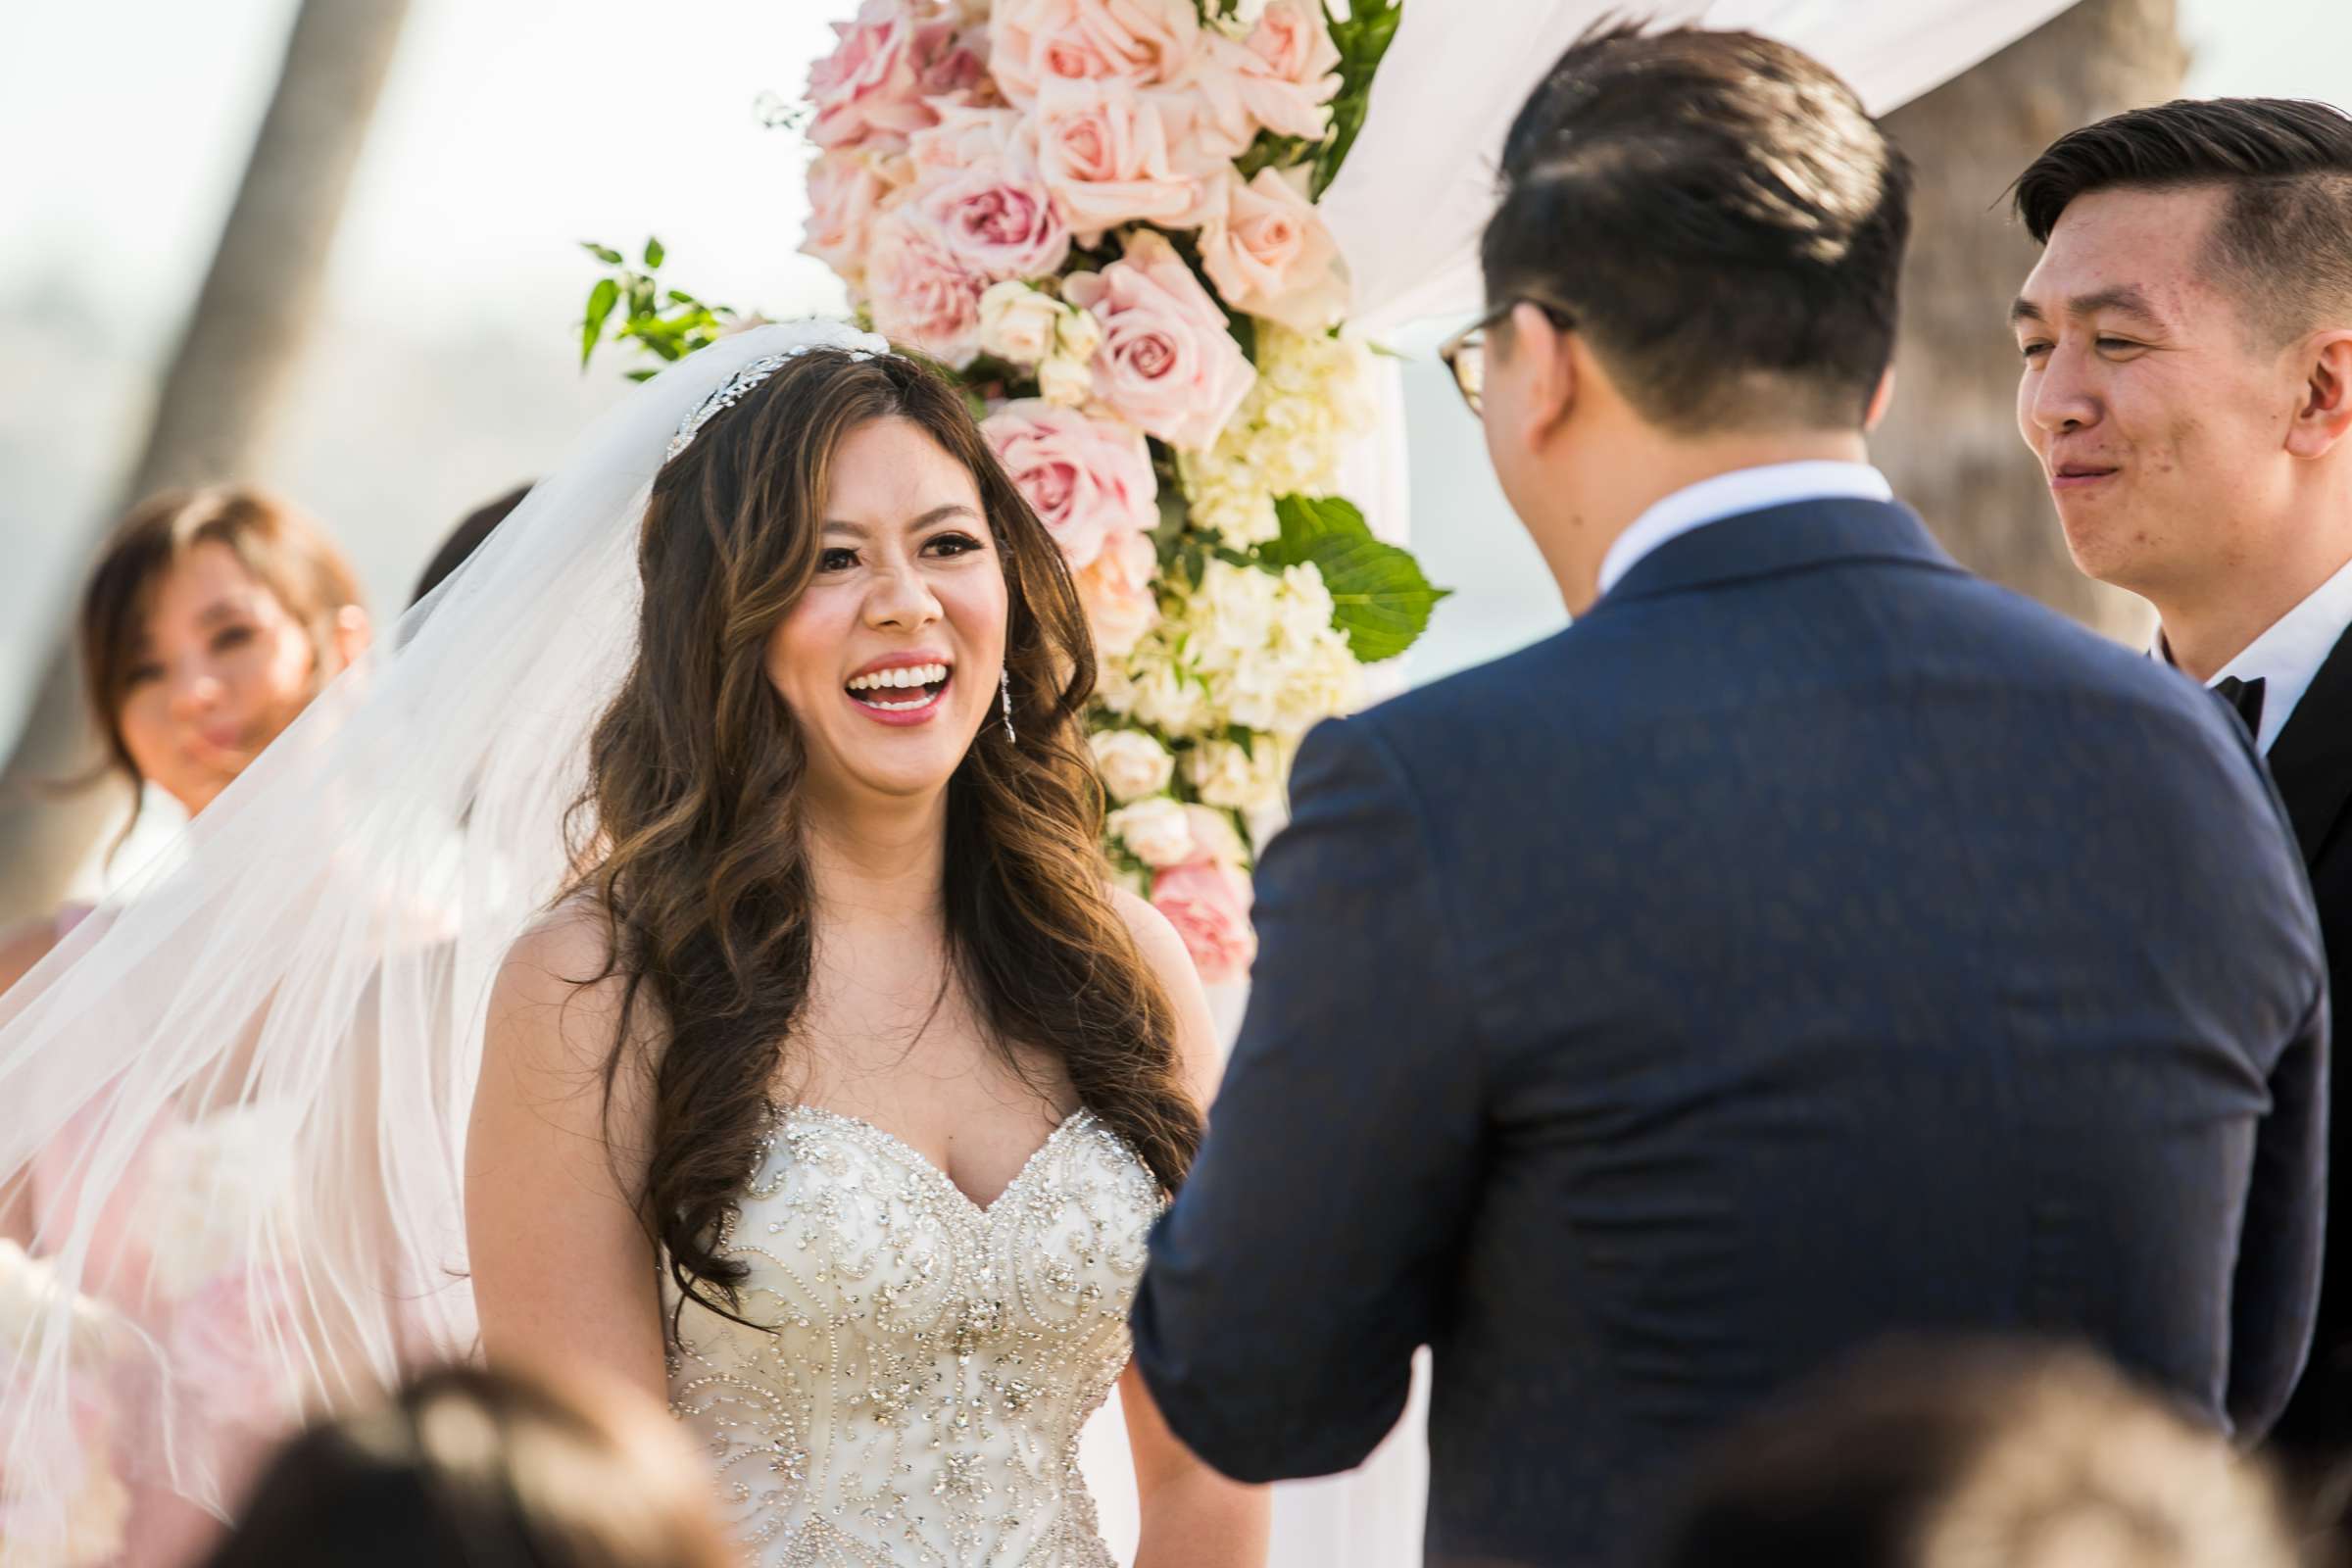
[411,482,533,607]
[2013,98,2352,345]
[199,1364,736,1568]
[1646,1339,2292,1568]
[1482,22,1911,434]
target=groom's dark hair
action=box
[1482,22,1911,434]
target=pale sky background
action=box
[2,0,2348,756]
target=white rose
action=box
[1183,803,1251,867]
[1055,301,1104,363]
[1091,728,1177,804]
[1188,736,1286,814]
[977,279,1065,366]
[1109,796,1196,867]
[1039,351,1096,408]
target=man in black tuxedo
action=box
[2012,99,2352,1472]
[1129,27,2330,1568]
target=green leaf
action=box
[581,277,620,368]
[1295,532,1450,662]
[1261,493,1373,567]
[582,241,625,266]
[643,235,665,270]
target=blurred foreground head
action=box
[196,1362,733,1568]
[1650,1339,2295,1568]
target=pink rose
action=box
[803,149,917,290]
[1030,77,1221,240]
[915,159,1071,282]
[982,400,1157,570]
[990,0,1200,108]
[1075,526,1161,658]
[807,1,984,153]
[1152,858,1256,983]
[1063,229,1257,452]
[865,212,988,368]
[1197,167,1348,330]
[1233,0,1340,140]
[908,99,1029,174]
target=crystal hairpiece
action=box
[665,344,886,461]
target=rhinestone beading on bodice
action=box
[665,1106,1162,1567]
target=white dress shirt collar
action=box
[2181,554,2352,754]
[1596,461,1896,599]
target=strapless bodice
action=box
[666,1105,1162,1566]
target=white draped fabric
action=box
[1322,0,2084,338]
[1091,4,2093,1564]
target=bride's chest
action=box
[684,1107,1162,1371]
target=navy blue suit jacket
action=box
[1130,500,2329,1568]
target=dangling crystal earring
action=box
[999,667,1017,745]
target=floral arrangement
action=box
[580,0,1438,983]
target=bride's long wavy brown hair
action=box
[564,347,1200,1324]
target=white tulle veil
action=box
[0,319,892,1556]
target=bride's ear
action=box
[331,604,374,669]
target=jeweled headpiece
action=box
[665,343,888,462]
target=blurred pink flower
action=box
[1197,166,1348,330]
[1230,0,1341,140]
[865,211,989,367]
[981,400,1157,570]
[1074,526,1162,659]
[803,149,916,290]
[807,1,985,152]
[1063,229,1256,451]
[990,0,1200,107]
[1152,858,1257,983]
[916,159,1071,282]
[1030,77,1220,240]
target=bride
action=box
[0,321,1266,1567]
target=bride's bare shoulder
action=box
[486,895,648,1068]
[499,895,622,998]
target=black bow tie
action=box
[2215,675,2267,736]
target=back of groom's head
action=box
[1483,23,1911,436]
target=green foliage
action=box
[577,238,738,371]
[1314,0,1404,200]
[1261,493,1449,662]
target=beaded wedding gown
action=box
[666,1105,1163,1567]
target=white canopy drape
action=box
[1322,0,2083,337]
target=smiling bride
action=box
[0,322,1266,1568]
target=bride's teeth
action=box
[847,662,949,693]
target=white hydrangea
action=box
[1168,559,1363,739]
[1188,735,1289,814]
[1178,324,1377,547]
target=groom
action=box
[1130,24,2328,1568]
[2008,98,2352,1489]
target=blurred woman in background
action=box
[0,485,368,1564]
[0,485,369,991]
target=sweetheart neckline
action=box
[777,1102,1099,1219]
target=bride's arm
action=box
[466,906,668,1402]
[1113,890,1271,1568]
